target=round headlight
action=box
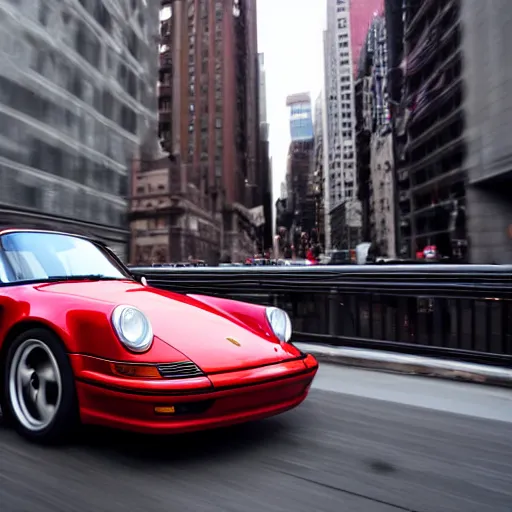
[265,307,292,343]
[111,305,153,352]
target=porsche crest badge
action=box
[226,337,241,347]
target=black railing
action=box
[130,265,512,367]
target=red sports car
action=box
[0,229,318,443]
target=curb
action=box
[295,342,512,388]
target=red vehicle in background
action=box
[306,248,319,265]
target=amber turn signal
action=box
[154,406,176,414]
[110,363,161,378]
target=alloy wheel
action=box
[8,338,62,432]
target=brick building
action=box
[130,0,264,265]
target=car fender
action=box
[0,289,187,364]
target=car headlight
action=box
[265,307,292,343]
[111,305,154,352]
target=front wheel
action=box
[3,328,79,444]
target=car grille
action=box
[156,361,204,379]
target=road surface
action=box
[1,364,511,512]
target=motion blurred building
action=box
[350,0,386,77]
[323,0,382,250]
[275,181,293,253]
[353,0,512,263]
[0,0,160,259]
[257,52,273,252]
[460,0,512,264]
[386,0,512,263]
[355,13,396,258]
[355,67,371,242]
[130,0,264,265]
[313,93,326,249]
[393,0,466,260]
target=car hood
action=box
[33,280,299,372]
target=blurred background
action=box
[1,4,512,512]
[0,0,510,266]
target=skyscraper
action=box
[355,13,395,258]
[257,53,272,251]
[324,0,382,249]
[396,0,465,260]
[350,0,384,77]
[463,0,512,263]
[130,0,262,264]
[0,0,160,259]
[313,93,326,248]
[258,53,269,143]
[285,93,315,249]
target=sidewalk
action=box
[295,342,512,388]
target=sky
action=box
[256,0,326,210]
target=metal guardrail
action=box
[130,265,512,367]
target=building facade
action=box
[258,53,269,143]
[355,12,396,258]
[323,0,382,250]
[350,0,385,77]
[130,0,263,264]
[257,53,273,252]
[283,93,316,252]
[397,0,466,260]
[0,0,160,259]
[313,93,326,249]
[461,0,512,264]
[355,74,371,242]
[385,0,512,263]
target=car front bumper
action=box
[69,354,318,434]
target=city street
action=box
[1,364,511,512]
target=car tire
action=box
[2,327,79,444]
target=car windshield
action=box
[0,232,130,284]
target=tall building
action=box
[393,0,512,264]
[355,66,372,243]
[284,93,315,253]
[0,0,160,259]
[463,0,512,263]
[313,93,326,248]
[258,53,269,143]
[324,0,382,249]
[320,88,332,252]
[356,13,396,258]
[257,53,272,252]
[396,0,465,260]
[350,0,385,77]
[130,0,262,264]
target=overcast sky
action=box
[257,0,326,213]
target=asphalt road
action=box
[1,364,512,512]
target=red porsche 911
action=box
[0,229,318,443]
